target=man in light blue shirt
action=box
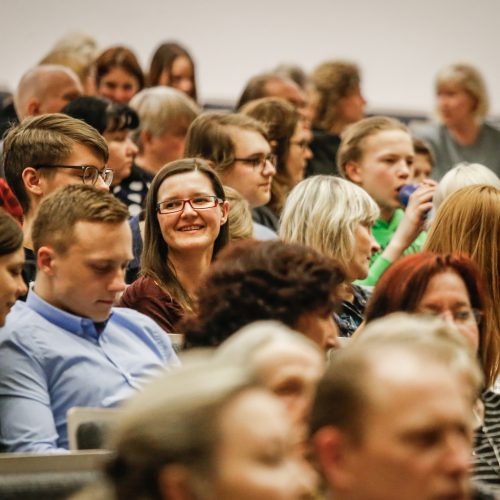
[0,185,179,452]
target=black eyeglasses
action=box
[34,165,114,187]
[233,153,277,171]
[157,195,223,214]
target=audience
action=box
[308,60,366,176]
[118,159,229,333]
[241,97,312,230]
[280,175,380,337]
[73,360,315,500]
[3,113,110,289]
[0,185,178,452]
[338,116,436,285]
[414,63,500,179]
[148,41,198,101]
[2,35,500,500]
[181,239,344,351]
[312,313,482,500]
[0,211,27,325]
[94,46,144,105]
[184,111,277,239]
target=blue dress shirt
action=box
[0,289,179,452]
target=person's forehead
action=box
[363,129,413,154]
[231,127,270,154]
[68,220,131,254]
[363,351,465,420]
[63,143,105,168]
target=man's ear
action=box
[26,97,41,116]
[220,200,230,225]
[344,161,363,185]
[158,464,196,500]
[37,246,57,275]
[22,167,44,198]
[312,426,359,492]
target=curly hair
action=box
[182,240,345,348]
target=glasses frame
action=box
[233,153,278,171]
[33,164,114,187]
[157,195,224,215]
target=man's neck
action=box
[22,214,34,251]
[379,206,395,223]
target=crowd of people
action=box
[0,33,500,499]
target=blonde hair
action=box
[223,185,254,241]
[425,185,500,349]
[337,116,409,177]
[280,175,379,268]
[435,63,489,119]
[433,162,500,212]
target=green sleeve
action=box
[354,255,392,287]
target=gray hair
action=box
[129,86,199,142]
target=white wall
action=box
[1,0,499,115]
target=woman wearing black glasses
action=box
[118,159,229,333]
[241,97,312,231]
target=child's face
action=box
[410,153,433,184]
[347,129,414,215]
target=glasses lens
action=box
[191,196,217,209]
[102,169,114,186]
[83,166,98,185]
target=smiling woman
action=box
[0,211,27,325]
[118,159,229,333]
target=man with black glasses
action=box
[2,113,111,289]
[184,112,277,239]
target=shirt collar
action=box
[26,288,111,341]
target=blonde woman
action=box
[414,63,500,180]
[280,175,379,337]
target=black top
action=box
[334,284,371,338]
[20,247,37,301]
[306,128,341,177]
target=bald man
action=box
[0,65,83,177]
[14,64,83,121]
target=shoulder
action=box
[108,307,176,354]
